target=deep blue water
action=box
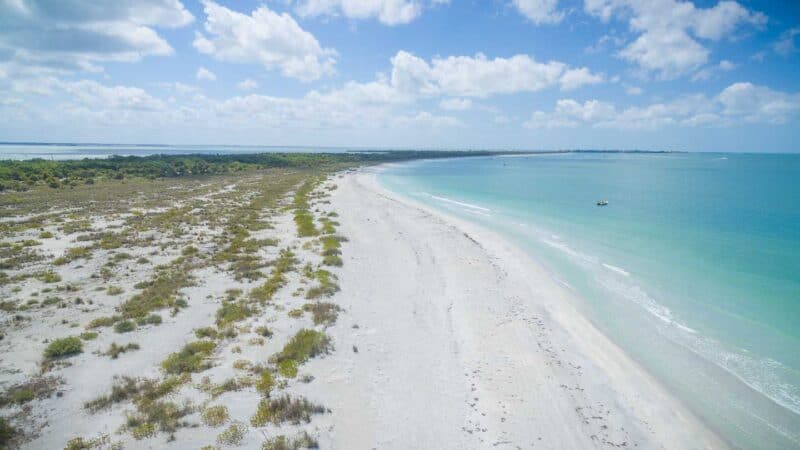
[379,152,800,449]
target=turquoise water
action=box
[379,153,800,449]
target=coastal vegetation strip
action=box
[0,151,384,448]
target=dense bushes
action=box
[43,337,83,358]
[0,151,506,191]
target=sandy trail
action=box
[305,169,726,449]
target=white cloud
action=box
[61,79,166,111]
[625,85,643,95]
[691,59,737,82]
[524,82,800,130]
[718,60,735,71]
[585,0,766,79]
[718,82,800,124]
[390,51,602,97]
[196,67,217,81]
[294,0,424,25]
[559,67,604,90]
[193,1,336,82]
[774,27,800,57]
[439,98,472,110]
[237,78,259,90]
[0,0,193,73]
[395,111,463,127]
[619,28,709,79]
[157,82,200,94]
[512,0,564,25]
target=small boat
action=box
[596,200,609,206]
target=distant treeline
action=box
[0,151,507,191]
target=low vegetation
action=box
[216,421,247,446]
[0,418,15,448]
[261,432,319,450]
[250,395,326,426]
[302,302,341,326]
[104,342,140,359]
[270,329,332,369]
[84,374,189,413]
[0,376,59,408]
[250,249,296,303]
[201,405,230,427]
[43,337,83,359]
[119,257,194,319]
[161,341,216,374]
[305,269,339,299]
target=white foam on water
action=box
[601,276,800,421]
[540,228,800,421]
[422,192,492,213]
[541,238,598,264]
[602,263,630,276]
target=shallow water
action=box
[379,152,800,449]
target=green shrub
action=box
[138,314,162,326]
[87,315,119,328]
[84,374,189,413]
[255,371,275,396]
[302,302,341,326]
[119,260,192,318]
[250,395,325,426]
[43,337,83,358]
[37,271,61,283]
[304,269,339,299]
[114,320,136,333]
[130,422,156,440]
[271,330,331,366]
[195,327,218,339]
[216,422,247,446]
[201,405,229,427]
[7,389,34,405]
[254,326,272,338]
[106,286,124,295]
[261,432,318,450]
[0,417,15,447]
[80,331,98,340]
[277,360,298,379]
[63,434,113,450]
[161,341,216,374]
[215,301,254,327]
[105,342,140,359]
[126,399,192,439]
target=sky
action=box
[0,0,798,152]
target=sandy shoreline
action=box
[311,167,726,449]
[0,165,726,449]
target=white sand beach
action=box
[305,168,727,449]
[0,166,727,450]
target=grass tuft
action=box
[201,405,230,427]
[250,395,326,426]
[216,421,247,446]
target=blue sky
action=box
[0,0,798,152]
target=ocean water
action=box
[379,152,800,449]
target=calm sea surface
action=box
[380,153,800,449]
